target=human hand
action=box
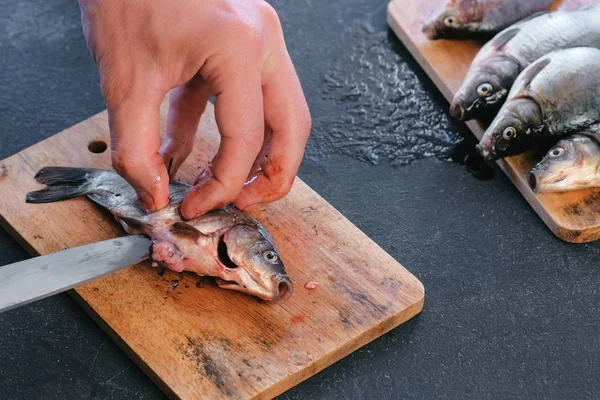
[78,0,311,218]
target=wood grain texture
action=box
[0,101,424,399]
[387,0,600,243]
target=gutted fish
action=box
[422,0,556,41]
[451,4,600,121]
[529,134,600,193]
[477,47,600,161]
[26,167,293,303]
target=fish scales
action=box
[478,47,600,161]
[511,48,600,134]
[500,9,600,66]
[423,0,556,40]
[478,0,556,34]
[453,5,600,121]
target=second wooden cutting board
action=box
[387,0,600,243]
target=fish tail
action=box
[26,167,101,203]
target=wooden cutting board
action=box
[0,101,424,399]
[387,0,600,243]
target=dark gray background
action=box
[1,1,598,399]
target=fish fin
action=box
[168,181,191,204]
[118,215,152,234]
[26,167,100,203]
[491,28,520,50]
[170,222,204,241]
[33,166,100,186]
[520,58,551,89]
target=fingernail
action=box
[194,165,213,186]
[139,192,155,213]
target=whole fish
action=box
[477,47,600,161]
[422,0,556,41]
[450,4,600,121]
[529,133,600,193]
[26,167,293,304]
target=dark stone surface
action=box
[0,0,598,399]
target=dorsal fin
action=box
[170,222,204,241]
[520,58,551,89]
[491,28,520,50]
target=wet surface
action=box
[307,24,465,167]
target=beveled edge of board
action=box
[0,105,426,399]
[386,0,600,244]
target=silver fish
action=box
[25,167,293,304]
[477,47,600,161]
[422,0,556,41]
[529,134,600,193]
[451,4,600,121]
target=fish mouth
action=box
[422,22,440,40]
[529,170,566,193]
[476,144,498,162]
[450,101,465,120]
[274,276,293,304]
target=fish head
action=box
[451,57,520,121]
[529,135,600,193]
[422,0,481,40]
[477,98,545,161]
[214,222,293,304]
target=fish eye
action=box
[263,250,279,264]
[443,16,458,27]
[477,83,493,97]
[548,147,565,158]
[502,127,517,140]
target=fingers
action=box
[234,50,311,210]
[105,77,170,213]
[180,63,264,219]
[160,75,212,178]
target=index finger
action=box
[180,63,265,219]
[235,51,311,210]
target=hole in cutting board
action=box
[88,140,108,154]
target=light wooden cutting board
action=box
[387,0,600,243]
[0,101,424,399]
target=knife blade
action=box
[0,235,151,314]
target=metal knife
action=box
[0,235,151,314]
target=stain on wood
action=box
[0,101,424,399]
[387,0,600,243]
